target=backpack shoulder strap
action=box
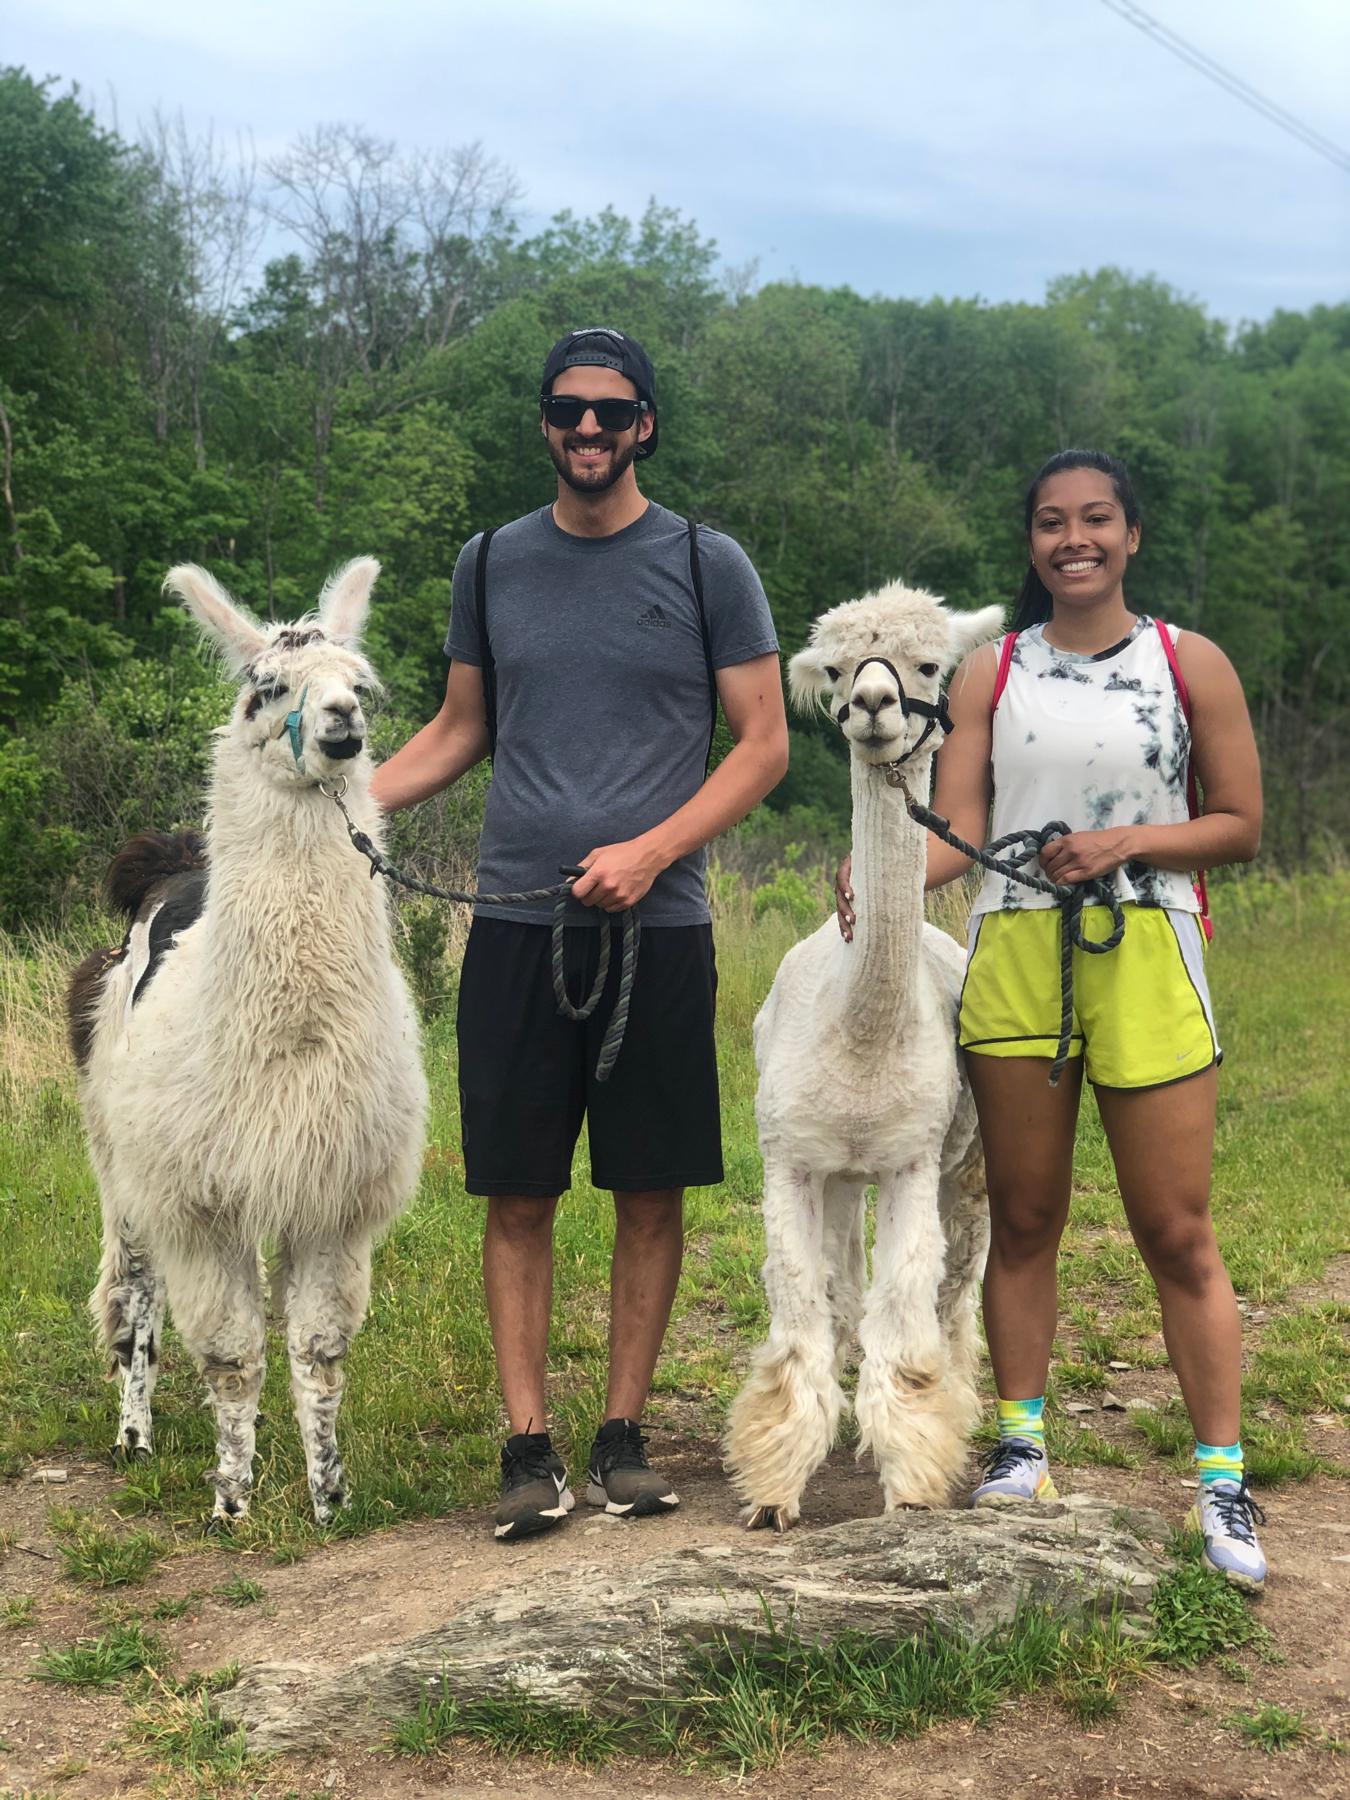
[1154,619,1212,932]
[475,527,498,761]
[686,517,718,773]
[991,631,1018,713]
[1154,618,1192,722]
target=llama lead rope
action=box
[902,792,1127,1087]
[318,778,639,1083]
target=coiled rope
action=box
[321,780,639,1083]
[905,796,1127,1086]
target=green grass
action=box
[124,1689,257,1782]
[214,1575,265,1608]
[1,1593,35,1629]
[1229,1702,1311,1752]
[148,1593,197,1620]
[35,1619,166,1688]
[1,875,1345,1565]
[46,1508,169,1588]
[1148,1532,1269,1666]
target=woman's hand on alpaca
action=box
[835,855,854,941]
[1038,827,1135,886]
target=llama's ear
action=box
[948,604,1005,664]
[318,556,380,645]
[787,645,835,716]
[164,565,267,674]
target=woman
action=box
[836,449,1266,1589]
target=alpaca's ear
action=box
[787,646,835,716]
[948,604,1005,665]
[164,565,268,674]
[318,556,380,645]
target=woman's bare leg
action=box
[966,1053,1083,1400]
[1094,1068,1240,1445]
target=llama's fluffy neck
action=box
[198,741,392,1029]
[839,753,930,1043]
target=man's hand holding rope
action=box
[570,836,666,912]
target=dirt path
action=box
[4,1437,1347,1800]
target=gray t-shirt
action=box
[445,501,779,926]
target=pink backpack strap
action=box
[1155,617,1192,722]
[991,632,1018,713]
[1155,620,1212,938]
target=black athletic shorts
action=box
[456,917,723,1197]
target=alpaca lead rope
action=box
[902,794,1127,1087]
[317,778,639,1083]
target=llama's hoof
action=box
[110,1438,153,1465]
[203,1509,242,1537]
[745,1503,794,1534]
[311,1487,347,1526]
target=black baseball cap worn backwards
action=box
[540,327,659,458]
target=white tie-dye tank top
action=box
[970,616,1198,919]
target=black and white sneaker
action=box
[585,1418,680,1518]
[493,1430,574,1541]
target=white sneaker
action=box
[969,1436,1058,1507]
[1187,1477,1267,1593]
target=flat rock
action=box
[220,1498,1167,1755]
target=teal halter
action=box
[284,685,310,772]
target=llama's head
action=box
[164,558,382,787]
[788,583,1004,768]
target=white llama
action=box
[724,585,1004,1530]
[67,559,428,1525]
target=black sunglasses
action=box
[540,394,649,432]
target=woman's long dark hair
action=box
[1010,449,1141,631]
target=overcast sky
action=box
[12,0,1349,323]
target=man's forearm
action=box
[369,714,488,814]
[643,734,789,869]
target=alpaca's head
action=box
[788,583,1004,768]
[165,558,383,788]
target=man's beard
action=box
[547,434,640,494]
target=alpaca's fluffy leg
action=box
[724,1165,838,1531]
[279,1232,372,1525]
[937,1145,990,1443]
[822,1175,866,1379]
[90,1218,166,1459]
[855,1154,966,1509]
[163,1241,266,1525]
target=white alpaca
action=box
[724,585,1003,1530]
[68,559,427,1525]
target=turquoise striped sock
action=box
[997,1396,1045,1449]
[1194,1440,1244,1487]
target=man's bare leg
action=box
[606,1188,684,1419]
[483,1193,559,1435]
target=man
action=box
[371,327,788,1541]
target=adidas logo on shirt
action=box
[636,605,671,628]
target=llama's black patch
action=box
[274,627,324,651]
[131,870,209,1008]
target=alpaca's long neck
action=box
[198,748,393,1025]
[840,756,930,1042]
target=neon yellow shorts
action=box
[958,905,1220,1090]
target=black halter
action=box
[836,655,954,771]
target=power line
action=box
[1098,0,1350,175]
